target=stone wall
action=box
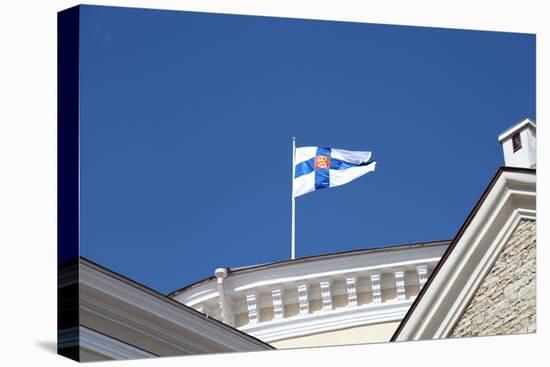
[450,219,536,337]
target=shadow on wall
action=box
[35,340,58,354]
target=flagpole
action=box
[291,136,296,260]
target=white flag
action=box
[293,147,376,197]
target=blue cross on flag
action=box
[293,147,376,197]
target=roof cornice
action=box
[78,257,274,351]
[391,167,536,341]
[169,240,452,298]
[498,118,536,142]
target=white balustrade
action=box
[246,290,259,324]
[271,286,285,319]
[345,274,358,307]
[319,277,333,311]
[296,280,310,315]
[370,271,382,304]
[416,265,428,289]
[210,263,436,327]
[394,269,406,301]
[215,268,235,326]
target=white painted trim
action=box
[497,118,536,142]
[416,265,428,289]
[174,258,446,313]
[169,242,446,344]
[200,265,438,315]
[394,269,406,301]
[173,244,448,307]
[296,280,310,315]
[436,210,534,338]
[246,290,259,325]
[79,326,156,359]
[230,258,441,293]
[240,300,413,342]
[370,271,382,304]
[395,170,536,341]
[79,260,272,354]
[80,294,202,354]
[271,286,285,320]
[319,277,333,311]
[345,273,358,307]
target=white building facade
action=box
[170,241,448,348]
[59,118,536,361]
[58,258,273,362]
[171,117,537,349]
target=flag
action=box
[293,147,376,197]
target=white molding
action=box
[79,261,272,354]
[271,286,285,320]
[394,269,406,301]
[230,257,443,294]
[173,244,448,307]
[246,290,259,325]
[228,268,436,314]
[319,277,333,311]
[395,170,536,341]
[168,241,447,345]
[416,265,428,289]
[297,280,310,315]
[437,209,535,338]
[345,273,358,307]
[80,294,203,354]
[216,270,235,327]
[370,271,382,304]
[239,300,413,342]
[80,326,156,359]
[194,302,205,313]
[497,118,536,142]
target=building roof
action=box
[391,166,536,341]
[498,117,536,142]
[79,257,274,351]
[168,239,452,298]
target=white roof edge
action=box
[393,169,536,341]
[230,240,450,273]
[78,259,273,350]
[498,118,536,142]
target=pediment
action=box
[393,168,536,341]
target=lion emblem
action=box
[314,155,330,169]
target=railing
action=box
[187,263,432,328]
[170,241,449,341]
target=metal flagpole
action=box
[291,137,296,260]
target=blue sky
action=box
[79,5,535,294]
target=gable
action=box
[392,168,536,341]
[450,219,536,337]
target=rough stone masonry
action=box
[450,219,536,337]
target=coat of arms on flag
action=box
[314,155,330,169]
[289,139,377,259]
[293,146,376,198]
